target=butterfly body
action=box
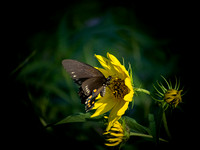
[62,59,111,112]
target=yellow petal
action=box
[104,116,108,119]
[95,93,102,99]
[112,64,125,79]
[123,77,134,102]
[94,67,109,78]
[95,53,125,78]
[109,132,124,137]
[107,53,124,77]
[105,140,122,146]
[106,137,123,142]
[107,52,122,67]
[106,116,121,131]
[91,88,112,109]
[105,120,123,132]
[110,127,123,132]
[106,100,129,131]
[112,100,129,116]
[94,54,111,70]
[107,52,130,79]
[119,101,129,116]
[112,121,123,128]
[91,97,116,118]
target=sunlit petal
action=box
[105,140,122,146]
[107,52,122,67]
[91,93,116,118]
[94,67,109,78]
[106,137,123,142]
[124,78,134,102]
[106,115,121,131]
[94,54,111,70]
[111,100,128,116]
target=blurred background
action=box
[7,0,197,149]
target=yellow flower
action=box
[164,89,182,108]
[91,52,134,131]
[153,76,183,109]
[103,117,129,147]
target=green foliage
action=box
[55,113,92,125]
[12,2,184,149]
[123,116,151,135]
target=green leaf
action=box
[55,113,91,125]
[127,115,168,143]
[122,116,151,135]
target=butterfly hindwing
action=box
[85,86,106,112]
[81,77,107,96]
[85,94,96,112]
[78,87,88,104]
[80,77,107,111]
[100,86,106,97]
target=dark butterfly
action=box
[62,59,111,112]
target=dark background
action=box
[6,1,198,149]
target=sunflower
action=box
[153,76,183,110]
[90,52,134,131]
[103,116,129,147]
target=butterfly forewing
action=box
[62,59,104,79]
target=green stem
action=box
[130,132,168,142]
[134,87,150,95]
[162,111,172,139]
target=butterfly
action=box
[62,59,111,112]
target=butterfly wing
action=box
[81,77,106,96]
[85,85,106,112]
[80,77,107,111]
[62,59,108,112]
[62,59,104,85]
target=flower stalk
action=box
[134,87,151,95]
[162,111,171,139]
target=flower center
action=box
[109,78,129,99]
